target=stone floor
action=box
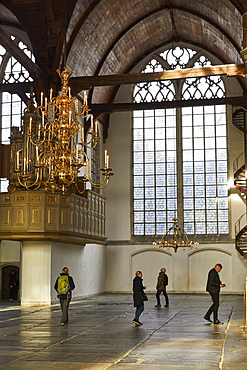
[0,293,246,369]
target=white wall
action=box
[106,243,247,294]
[21,241,52,306]
[104,109,132,241]
[51,242,106,303]
[0,240,21,262]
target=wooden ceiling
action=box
[1,0,247,122]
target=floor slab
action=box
[0,293,246,369]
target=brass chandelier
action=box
[153,217,199,253]
[9,68,113,194]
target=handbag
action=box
[140,291,148,301]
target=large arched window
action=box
[0,37,34,192]
[133,46,228,239]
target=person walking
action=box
[155,267,169,307]
[204,263,225,324]
[132,271,147,326]
[54,267,75,326]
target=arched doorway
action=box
[1,265,19,300]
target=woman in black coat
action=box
[132,271,147,325]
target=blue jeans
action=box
[156,290,169,305]
[134,304,144,321]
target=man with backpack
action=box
[54,267,75,326]
[155,267,169,307]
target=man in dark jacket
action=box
[155,267,169,307]
[132,271,147,326]
[54,267,75,326]
[204,263,225,324]
[9,270,18,301]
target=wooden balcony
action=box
[0,190,106,245]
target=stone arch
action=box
[188,247,232,292]
[131,248,173,293]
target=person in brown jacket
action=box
[155,268,169,307]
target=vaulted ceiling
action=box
[1,0,247,110]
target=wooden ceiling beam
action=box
[90,96,247,116]
[70,64,247,93]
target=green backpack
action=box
[57,275,70,295]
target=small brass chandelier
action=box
[153,217,199,253]
[9,68,113,194]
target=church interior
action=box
[0,0,247,368]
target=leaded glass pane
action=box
[134,212,144,222]
[218,209,228,221]
[219,222,229,233]
[144,140,154,151]
[156,224,166,234]
[184,198,194,208]
[184,174,193,185]
[145,187,155,198]
[183,150,193,161]
[196,223,206,234]
[194,150,204,161]
[145,163,154,174]
[156,187,166,198]
[145,212,155,222]
[145,152,154,163]
[134,188,144,198]
[134,224,144,235]
[145,199,155,210]
[156,162,166,174]
[156,127,165,137]
[205,137,215,149]
[133,141,143,151]
[145,175,155,186]
[218,186,228,197]
[134,152,143,163]
[133,164,143,175]
[156,198,166,208]
[134,176,143,186]
[207,198,216,209]
[167,198,177,209]
[195,174,204,185]
[146,224,155,235]
[183,186,193,197]
[183,162,193,173]
[167,186,177,197]
[195,186,205,197]
[134,200,144,210]
[185,223,194,234]
[208,210,217,221]
[184,210,194,221]
[156,212,166,222]
[218,198,228,209]
[207,223,217,233]
[195,198,205,209]
[133,129,143,140]
[183,138,193,149]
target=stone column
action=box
[21,241,51,306]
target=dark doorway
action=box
[2,265,19,300]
